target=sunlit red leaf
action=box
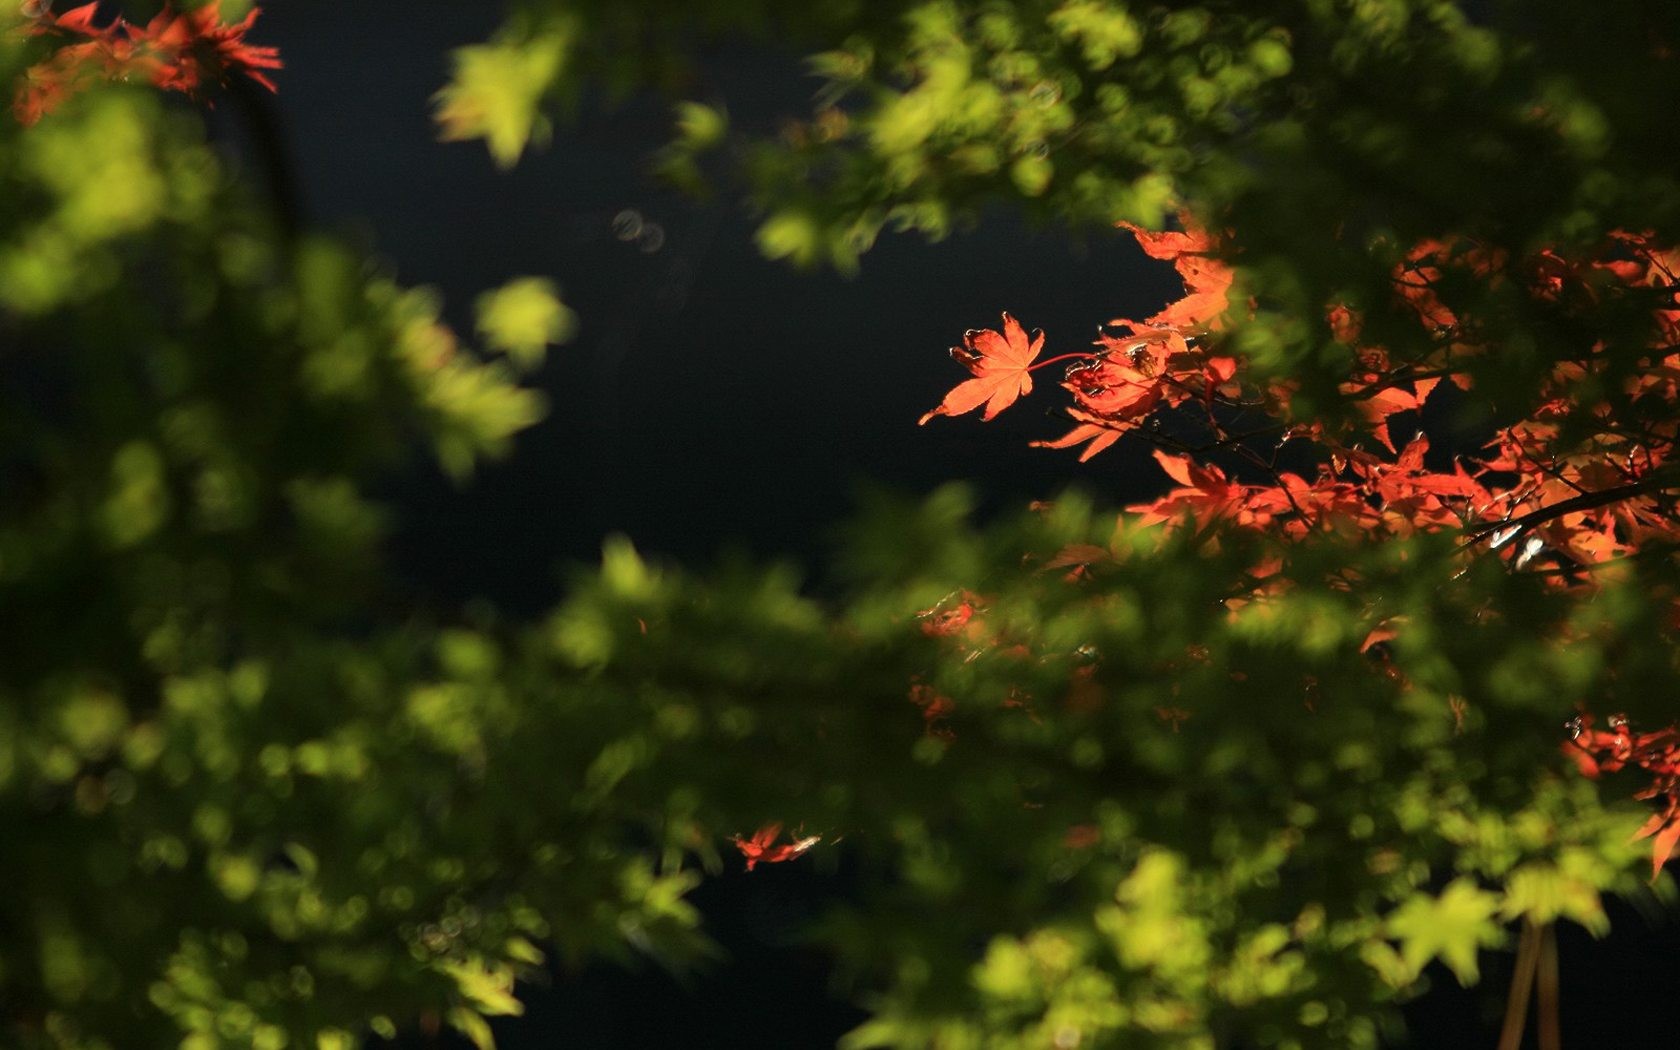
[919,312,1044,424]
[733,823,820,871]
[1642,814,1680,882]
[1117,221,1233,330]
[51,3,102,34]
[1030,409,1121,461]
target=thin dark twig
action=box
[1537,922,1561,1050]
[1121,418,1291,459]
[1516,448,1591,497]
[1522,545,1680,577]
[1341,366,1470,401]
[1497,919,1541,1050]
[1227,438,1311,523]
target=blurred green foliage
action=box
[5,3,1680,1049]
[445,0,1680,411]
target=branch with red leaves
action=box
[918,219,1680,879]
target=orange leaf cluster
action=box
[10,1,279,125]
[1567,713,1680,880]
[921,221,1239,460]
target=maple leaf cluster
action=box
[925,226,1680,563]
[917,223,1240,463]
[9,1,279,125]
[1567,713,1680,879]
[918,219,1680,879]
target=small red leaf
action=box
[1152,450,1194,487]
[1032,420,1121,461]
[1632,810,1670,841]
[1649,818,1680,881]
[733,823,820,871]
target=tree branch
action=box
[1460,468,1680,549]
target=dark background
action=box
[236,4,1676,1046]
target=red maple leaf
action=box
[919,312,1044,424]
[733,823,820,871]
[1117,220,1234,331]
[1130,451,1254,529]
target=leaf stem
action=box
[1027,352,1099,373]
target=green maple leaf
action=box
[435,26,573,168]
[476,277,576,369]
[1385,878,1505,985]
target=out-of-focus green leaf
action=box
[476,276,576,370]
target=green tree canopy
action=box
[6,3,1680,1049]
